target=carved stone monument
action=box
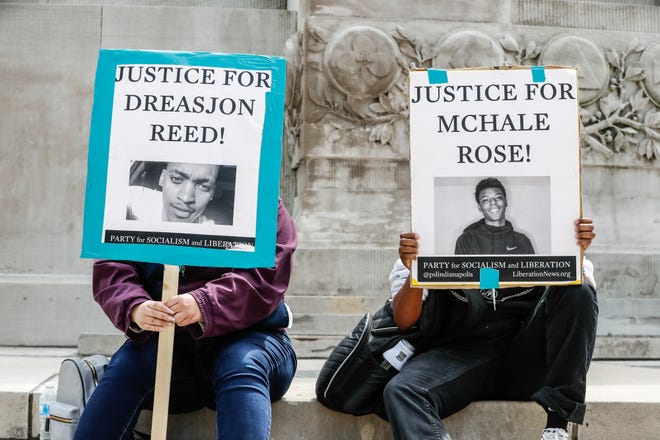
[283,0,660,357]
[0,0,658,360]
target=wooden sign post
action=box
[150,265,179,440]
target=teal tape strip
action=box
[531,66,546,82]
[427,69,448,84]
[479,268,500,289]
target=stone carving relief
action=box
[287,24,660,165]
[431,30,505,69]
[640,42,660,106]
[324,26,400,100]
[540,35,609,105]
[284,32,304,170]
[303,25,410,152]
[536,35,658,161]
[282,31,304,210]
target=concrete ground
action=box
[2,347,660,439]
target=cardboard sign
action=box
[81,49,286,268]
[409,66,582,288]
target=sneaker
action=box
[541,428,568,440]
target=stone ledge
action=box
[135,391,548,440]
[78,332,660,360]
[133,367,660,440]
[2,348,660,439]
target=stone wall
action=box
[0,1,296,345]
[0,0,658,356]
[283,0,660,354]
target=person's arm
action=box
[521,233,535,254]
[575,217,595,250]
[575,217,597,288]
[392,232,425,330]
[92,260,174,341]
[182,201,298,338]
[454,233,466,255]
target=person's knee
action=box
[106,341,158,384]
[569,283,597,306]
[547,284,598,315]
[212,348,269,387]
[383,374,424,407]
[383,375,403,403]
[211,332,295,400]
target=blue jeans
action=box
[75,329,297,440]
[382,283,598,440]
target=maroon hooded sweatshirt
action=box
[92,200,297,342]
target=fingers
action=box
[399,232,420,269]
[574,217,593,228]
[148,301,175,316]
[164,294,202,327]
[132,301,174,332]
[574,218,596,250]
[129,294,204,331]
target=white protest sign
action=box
[409,66,582,288]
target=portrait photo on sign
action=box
[126,160,236,226]
[433,175,550,256]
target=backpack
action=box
[315,290,486,415]
[49,354,109,440]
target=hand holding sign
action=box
[164,293,202,327]
[130,300,175,332]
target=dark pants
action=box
[382,283,598,440]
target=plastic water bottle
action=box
[39,382,56,440]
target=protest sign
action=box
[81,49,286,268]
[409,66,582,289]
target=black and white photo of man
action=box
[126,161,236,225]
[454,177,535,255]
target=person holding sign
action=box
[454,177,535,255]
[74,200,297,440]
[127,161,228,225]
[382,218,597,440]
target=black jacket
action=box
[455,219,534,255]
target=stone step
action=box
[33,0,288,7]
[1,247,658,347]
[141,380,660,440]
[288,296,660,337]
[3,347,660,439]
[3,279,658,345]
[77,332,660,361]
